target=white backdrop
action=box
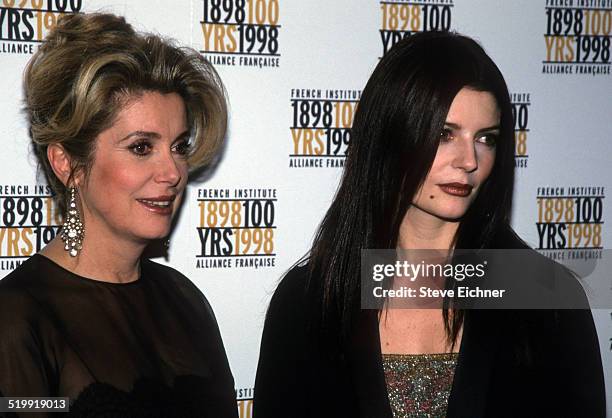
[1,0,611,416]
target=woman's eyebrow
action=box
[118,130,161,143]
[444,122,500,133]
[173,130,191,142]
[443,122,461,130]
[476,125,501,134]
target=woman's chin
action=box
[130,228,172,244]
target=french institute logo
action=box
[511,92,532,169]
[379,0,453,56]
[536,185,605,260]
[0,0,81,54]
[195,187,277,269]
[236,387,253,418]
[199,0,280,68]
[289,88,360,169]
[0,184,60,271]
[543,0,611,75]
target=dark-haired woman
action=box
[253,31,605,417]
[0,13,237,417]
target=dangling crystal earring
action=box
[61,187,84,257]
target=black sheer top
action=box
[0,254,237,417]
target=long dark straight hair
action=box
[308,31,516,344]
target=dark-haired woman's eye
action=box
[128,141,152,156]
[172,140,191,156]
[439,128,453,143]
[476,133,498,147]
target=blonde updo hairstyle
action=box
[24,12,227,213]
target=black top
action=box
[0,254,237,417]
[254,264,606,418]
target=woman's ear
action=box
[47,144,74,186]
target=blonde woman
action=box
[0,13,237,416]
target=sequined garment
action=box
[382,353,458,418]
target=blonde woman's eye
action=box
[172,140,191,156]
[129,141,151,156]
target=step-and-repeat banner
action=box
[1,0,611,415]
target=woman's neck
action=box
[398,206,459,250]
[381,206,464,355]
[40,234,145,283]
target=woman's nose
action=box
[155,151,182,186]
[451,137,478,172]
